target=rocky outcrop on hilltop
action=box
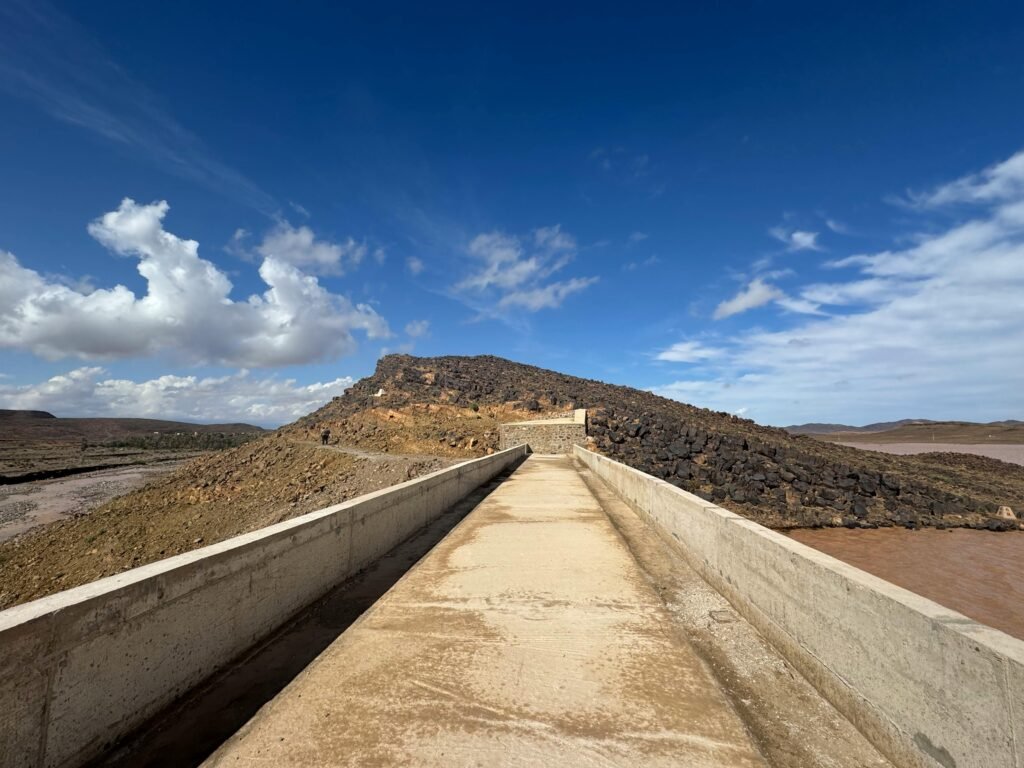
[296,355,1023,531]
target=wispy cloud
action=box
[631,154,650,178]
[453,224,597,316]
[907,150,1024,208]
[497,277,599,311]
[654,148,1024,424]
[0,0,276,212]
[713,278,785,319]
[404,319,430,338]
[589,146,658,183]
[624,255,661,271]
[769,226,822,251]
[655,341,723,363]
[589,146,613,171]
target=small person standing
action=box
[320,426,331,446]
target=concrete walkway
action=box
[205,455,767,767]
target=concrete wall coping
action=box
[575,445,1024,768]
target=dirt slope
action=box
[0,436,448,609]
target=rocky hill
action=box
[292,354,1022,531]
[2,353,1020,610]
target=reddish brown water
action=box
[789,528,1024,640]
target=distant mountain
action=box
[0,411,265,441]
[786,419,929,435]
[0,409,57,421]
[786,419,1024,444]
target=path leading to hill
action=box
[206,456,768,766]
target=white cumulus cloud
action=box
[0,367,355,427]
[256,221,367,275]
[0,198,389,367]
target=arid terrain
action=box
[1,354,1021,610]
[0,410,265,480]
[0,436,450,608]
[0,461,187,542]
[788,418,1024,444]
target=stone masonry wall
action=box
[499,423,586,454]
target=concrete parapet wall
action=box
[499,422,586,454]
[574,445,1024,768]
[500,410,587,454]
[0,446,527,768]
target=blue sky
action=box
[1,1,1022,427]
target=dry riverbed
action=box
[836,442,1024,466]
[0,461,187,542]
